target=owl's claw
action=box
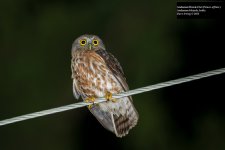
[105,91,117,102]
[85,96,96,109]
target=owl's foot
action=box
[85,96,96,109]
[105,91,117,102]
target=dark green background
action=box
[0,0,224,150]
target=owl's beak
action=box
[88,43,92,50]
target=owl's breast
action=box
[72,51,121,98]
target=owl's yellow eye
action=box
[80,39,86,46]
[93,40,98,46]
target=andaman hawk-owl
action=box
[71,34,138,137]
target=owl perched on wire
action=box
[71,34,138,137]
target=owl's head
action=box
[72,34,106,52]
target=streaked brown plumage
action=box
[71,34,138,137]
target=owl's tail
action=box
[89,97,138,137]
[111,98,139,137]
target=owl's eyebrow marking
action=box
[86,37,95,44]
[0,67,224,126]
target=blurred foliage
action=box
[0,0,224,150]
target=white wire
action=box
[0,68,224,126]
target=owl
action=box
[71,34,138,137]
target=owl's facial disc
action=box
[72,34,105,52]
[79,37,100,50]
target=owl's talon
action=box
[105,91,112,100]
[105,92,117,103]
[87,105,93,109]
[111,99,117,102]
[85,96,96,109]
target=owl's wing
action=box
[73,79,80,100]
[95,49,130,93]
